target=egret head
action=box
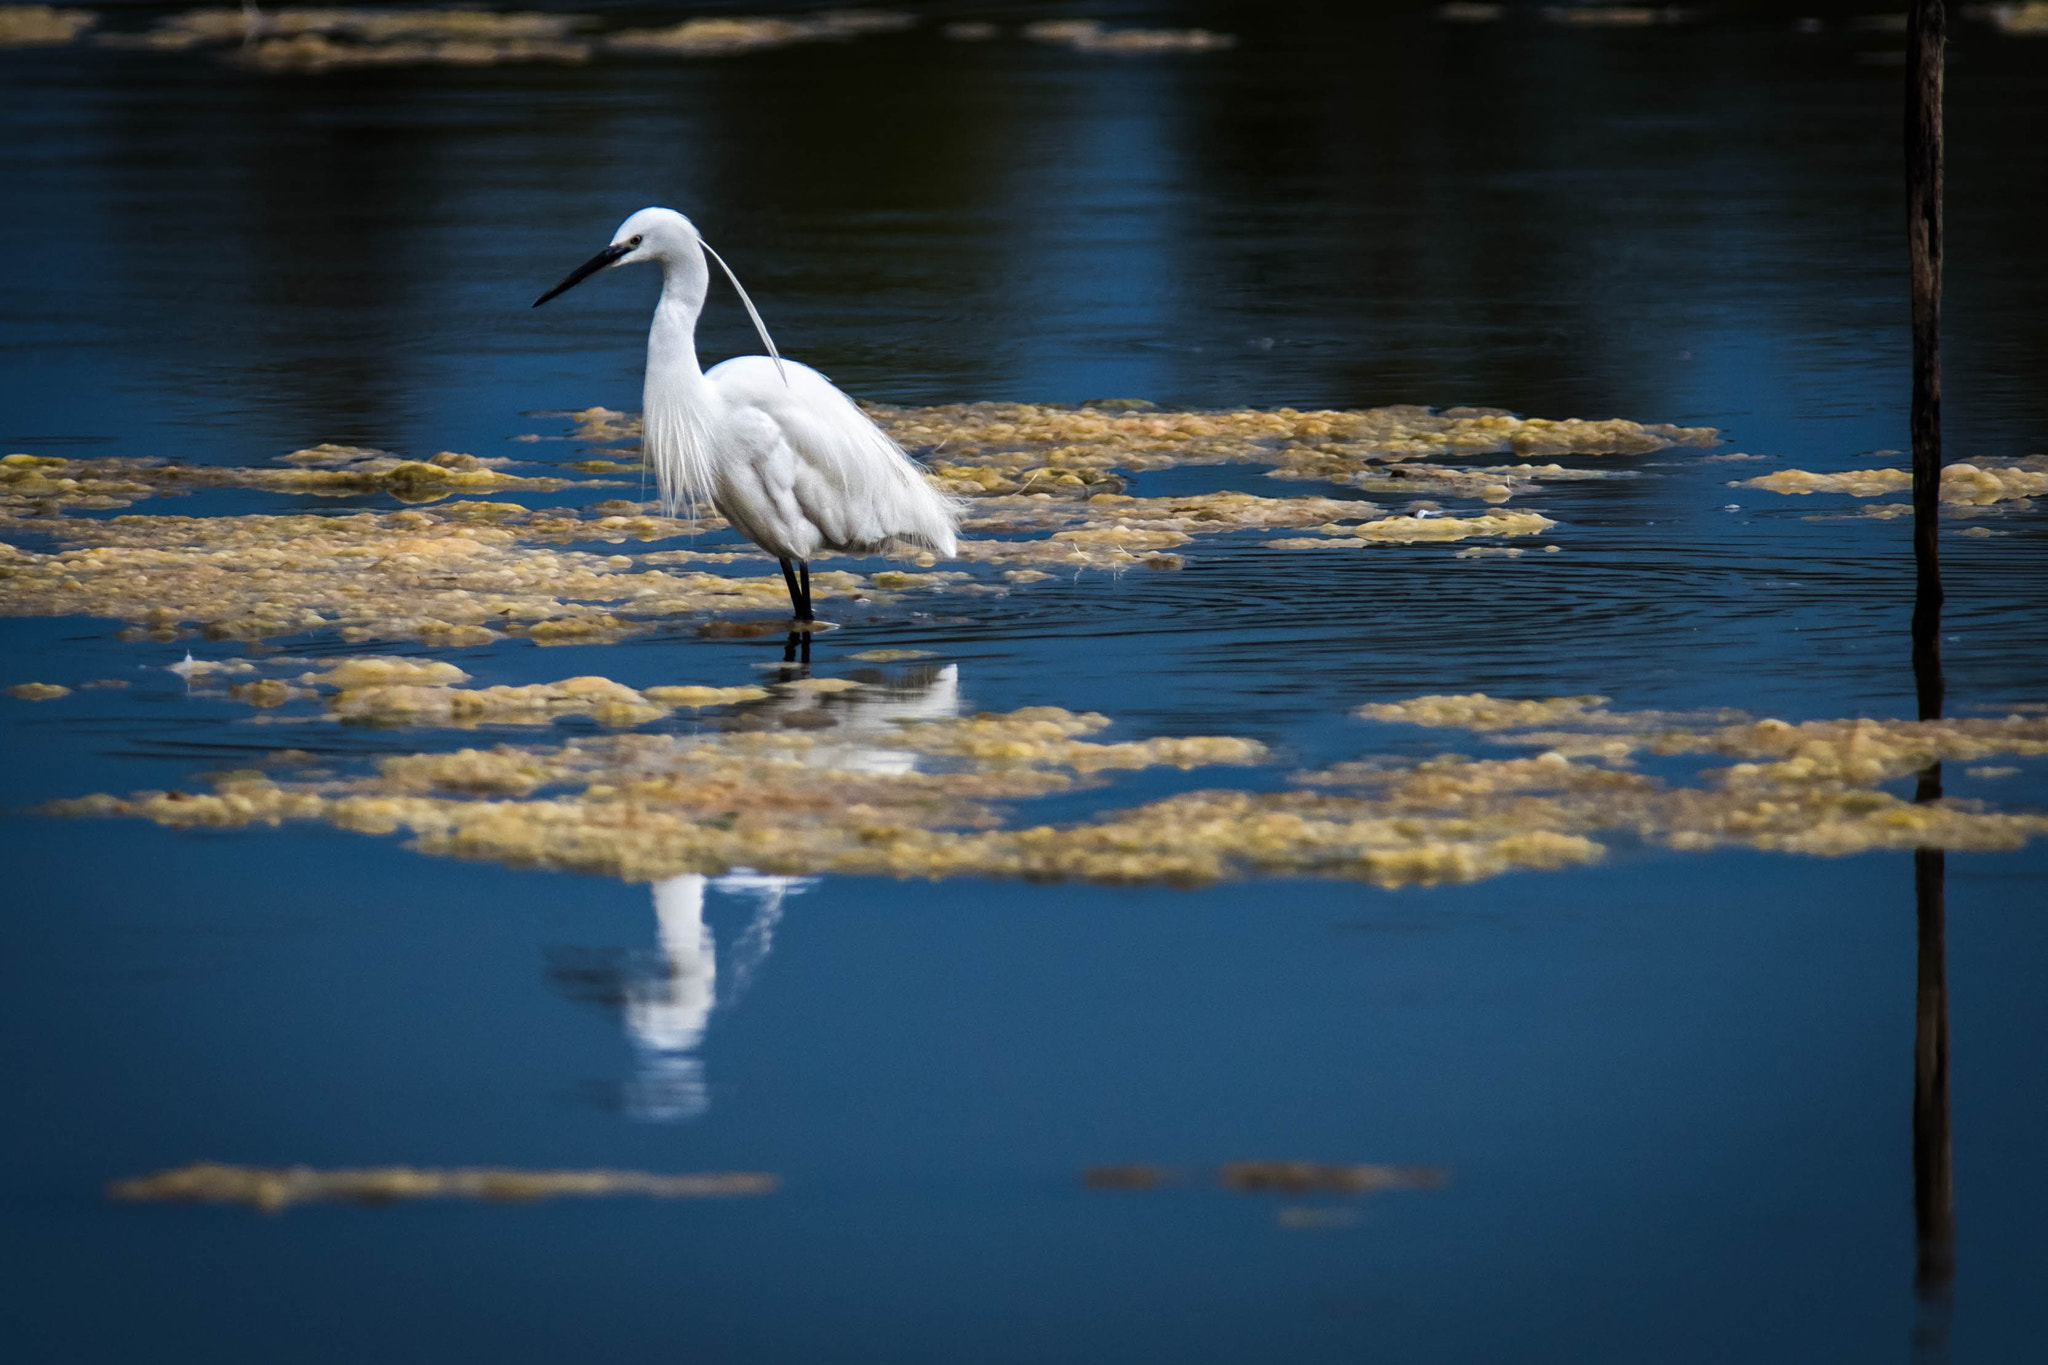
[531,206,788,384]
[532,207,699,307]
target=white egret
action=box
[534,207,959,623]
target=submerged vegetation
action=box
[110,1162,778,1210]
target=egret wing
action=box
[711,357,958,558]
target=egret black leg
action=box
[798,562,813,622]
[778,558,806,621]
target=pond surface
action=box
[4,5,2048,1362]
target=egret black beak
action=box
[533,242,634,308]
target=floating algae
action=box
[949,490,1386,570]
[1737,457,2048,506]
[1356,693,1635,731]
[0,470,1488,639]
[1289,460,1630,504]
[220,657,773,726]
[108,7,595,66]
[1021,19,1236,52]
[559,403,1713,480]
[0,4,93,44]
[964,490,1367,537]
[1542,6,1691,25]
[46,701,1288,882]
[1084,1162,1445,1194]
[6,682,69,700]
[489,401,1719,564]
[326,675,673,728]
[300,657,470,689]
[1356,692,2048,779]
[0,503,965,644]
[1345,694,2048,855]
[110,1162,775,1212]
[604,11,912,56]
[0,448,603,517]
[1268,511,1556,547]
[1984,2,2048,35]
[1436,3,1506,22]
[116,6,920,68]
[643,684,771,708]
[861,403,1717,477]
[1217,1162,1449,1195]
[47,678,2048,882]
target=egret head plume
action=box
[700,239,788,387]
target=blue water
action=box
[4,5,2047,1361]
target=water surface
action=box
[4,6,2047,1362]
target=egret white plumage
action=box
[533,207,958,622]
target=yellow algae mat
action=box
[15,404,2040,887]
[39,667,2048,887]
[109,1162,777,1211]
[0,404,1714,641]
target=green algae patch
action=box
[110,1162,775,1212]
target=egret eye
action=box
[627,235,644,248]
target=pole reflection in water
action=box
[1909,551,1954,1351]
[552,663,964,1121]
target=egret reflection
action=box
[557,662,964,1121]
[625,871,816,1122]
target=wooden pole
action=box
[1906,0,1945,724]
[1905,1,1954,1330]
